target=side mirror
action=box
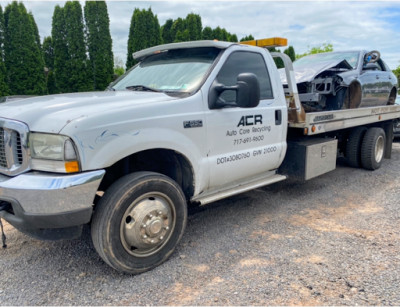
[209,73,260,109]
[363,62,380,71]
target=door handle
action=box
[376,75,379,79]
[275,110,282,125]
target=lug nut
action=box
[165,226,169,231]
[158,211,163,215]
[148,214,153,218]
[160,236,164,240]
[142,235,147,239]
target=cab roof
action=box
[132,40,237,60]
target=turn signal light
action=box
[65,161,80,173]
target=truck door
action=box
[205,50,286,189]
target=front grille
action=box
[0,119,29,176]
[0,128,7,167]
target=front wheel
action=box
[91,172,187,274]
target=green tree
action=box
[229,34,238,42]
[202,26,213,40]
[52,2,91,93]
[126,8,161,69]
[84,1,114,90]
[0,5,9,96]
[393,65,400,89]
[170,17,186,42]
[185,13,202,41]
[63,1,91,92]
[240,35,254,42]
[161,19,174,44]
[4,2,46,95]
[51,5,68,93]
[296,43,333,59]
[42,36,57,94]
[284,46,296,62]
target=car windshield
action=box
[112,47,221,94]
[294,51,360,69]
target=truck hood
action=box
[279,59,353,84]
[0,91,177,133]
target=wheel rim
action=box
[120,192,176,257]
[375,135,384,163]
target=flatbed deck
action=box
[289,105,400,135]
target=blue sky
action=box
[1,0,400,69]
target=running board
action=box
[192,174,287,205]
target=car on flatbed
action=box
[280,50,398,112]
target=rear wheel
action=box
[346,126,367,168]
[361,128,386,170]
[91,172,187,274]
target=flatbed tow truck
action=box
[0,37,399,273]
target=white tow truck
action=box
[0,38,399,273]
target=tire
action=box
[326,88,347,111]
[346,126,367,168]
[361,128,386,170]
[326,83,361,110]
[91,172,187,274]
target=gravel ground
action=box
[1,142,400,306]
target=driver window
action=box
[216,51,273,103]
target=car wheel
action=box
[346,126,367,168]
[387,88,397,105]
[91,172,187,274]
[361,128,386,170]
[326,88,347,110]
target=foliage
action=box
[201,26,213,40]
[161,19,174,44]
[3,2,46,95]
[0,5,9,96]
[63,1,92,92]
[126,8,162,69]
[42,36,57,94]
[240,35,254,42]
[52,2,91,93]
[51,5,67,93]
[296,43,333,59]
[393,65,400,89]
[284,46,296,62]
[113,56,125,79]
[84,1,114,90]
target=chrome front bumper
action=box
[0,170,105,238]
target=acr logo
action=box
[237,115,263,127]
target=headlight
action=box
[30,133,80,173]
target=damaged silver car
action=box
[280,50,398,111]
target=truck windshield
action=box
[112,47,221,94]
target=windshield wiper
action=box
[126,85,160,92]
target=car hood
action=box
[0,91,178,133]
[279,59,353,84]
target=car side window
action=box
[216,51,273,103]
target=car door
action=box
[359,59,391,106]
[205,50,286,189]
